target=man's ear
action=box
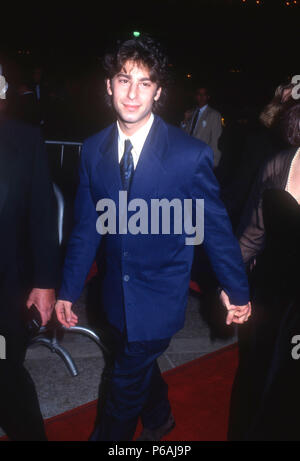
[154,87,162,102]
[106,79,113,96]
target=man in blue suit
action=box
[55,36,251,441]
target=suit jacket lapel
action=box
[95,123,123,205]
[194,106,209,137]
[129,115,168,201]
[95,116,168,205]
[201,105,210,120]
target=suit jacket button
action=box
[124,275,130,282]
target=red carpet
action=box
[1,344,238,442]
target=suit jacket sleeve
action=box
[59,143,102,303]
[192,145,249,305]
[237,157,275,266]
[30,131,60,288]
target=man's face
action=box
[195,88,210,108]
[106,60,162,133]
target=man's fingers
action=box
[56,308,69,328]
[63,305,72,323]
[55,303,67,326]
[37,305,55,326]
[55,301,77,328]
[40,312,51,327]
[220,290,231,309]
[232,308,252,325]
[70,313,78,325]
[231,307,248,318]
[26,298,33,309]
[232,314,248,325]
[226,307,249,325]
[226,309,236,325]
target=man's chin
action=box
[116,107,153,128]
[119,113,143,125]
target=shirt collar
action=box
[117,113,154,157]
[198,104,208,114]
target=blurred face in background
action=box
[106,60,161,135]
[195,88,210,108]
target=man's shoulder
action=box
[83,123,114,148]
[81,123,115,161]
[206,106,222,118]
[163,120,214,170]
[165,120,209,153]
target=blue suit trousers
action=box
[94,328,172,441]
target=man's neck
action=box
[117,113,152,137]
[197,104,208,110]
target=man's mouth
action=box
[123,104,140,112]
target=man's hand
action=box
[219,290,251,325]
[55,300,78,328]
[26,288,56,326]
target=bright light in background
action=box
[133,31,141,38]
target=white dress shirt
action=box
[117,113,154,169]
[180,104,208,131]
[193,104,208,130]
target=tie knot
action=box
[124,139,133,155]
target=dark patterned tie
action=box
[189,108,200,136]
[120,139,134,191]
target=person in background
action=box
[228,102,300,441]
[181,86,223,167]
[14,80,40,125]
[219,80,296,230]
[259,81,296,128]
[0,65,60,441]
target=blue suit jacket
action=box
[59,115,249,341]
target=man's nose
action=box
[128,82,138,100]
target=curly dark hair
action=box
[281,102,300,147]
[103,35,170,112]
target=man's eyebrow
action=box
[117,73,130,78]
[116,73,152,82]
